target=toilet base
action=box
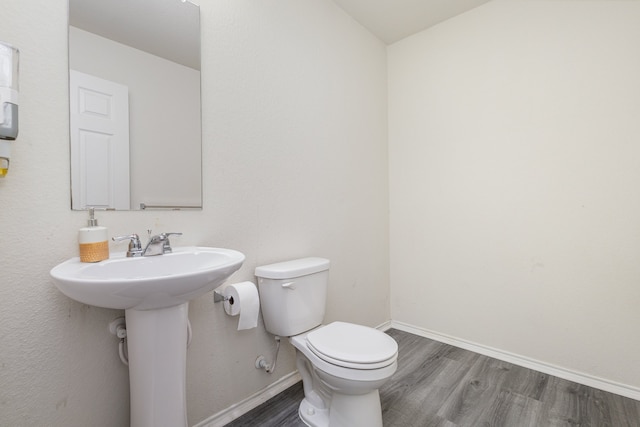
[299,398,329,427]
[298,389,383,427]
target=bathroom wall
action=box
[0,0,388,425]
[389,1,640,392]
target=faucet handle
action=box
[112,234,142,257]
[160,232,182,253]
[162,232,183,238]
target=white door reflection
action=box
[70,70,130,210]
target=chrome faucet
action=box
[142,232,182,256]
[112,232,182,257]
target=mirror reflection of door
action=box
[70,70,130,210]
[68,0,202,211]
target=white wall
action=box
[69,26,202,209]
[389,0,640,392]
[0,0,388,425]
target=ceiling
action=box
[68,0,491,69]
[69,0,200,70]
[332,0,492,44]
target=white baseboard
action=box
[376,319,393,331]
[193,371,302,427]
[390,320,640,401]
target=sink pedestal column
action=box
[125,302,189,427]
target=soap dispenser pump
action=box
[78,207,109,263]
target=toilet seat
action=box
[291,330,398,383]
[306,322,398,370]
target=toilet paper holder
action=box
[214,282,260,331]
[213,290,232,304]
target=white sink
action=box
[51,245,245,426]
[50,246,245,310]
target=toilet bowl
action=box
[255,258,398,427]
[291,322,397,427]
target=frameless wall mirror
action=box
[68,0,202,210]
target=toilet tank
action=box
[255,257,330,337]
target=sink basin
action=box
[50,246,245,310]
[51,246,245,426]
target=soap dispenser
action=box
[0,41,19,177]
[78,207,109,263]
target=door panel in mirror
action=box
[70,70,131,210]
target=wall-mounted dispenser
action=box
[0,41,19,178]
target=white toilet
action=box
[255,257,398,427]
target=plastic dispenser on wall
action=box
[0,41,19,178]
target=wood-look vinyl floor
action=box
[225,329,640,427]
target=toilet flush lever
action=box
[281,282,296,290]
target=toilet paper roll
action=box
[223,282,260,330]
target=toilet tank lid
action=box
[255,257,330,279]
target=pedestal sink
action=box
[50,247,245,427]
